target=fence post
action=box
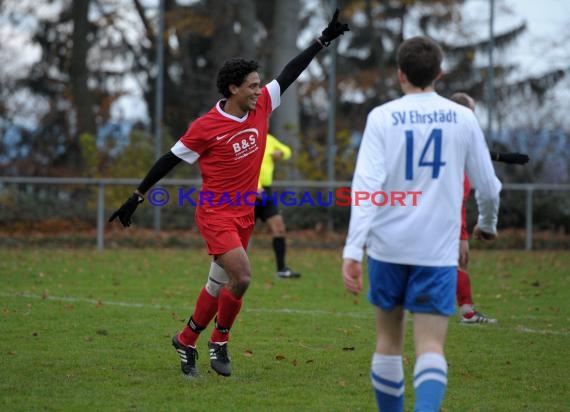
[525,186,533,250]
[97,182,105,251]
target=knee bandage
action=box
[205,261,229,297]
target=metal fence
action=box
[1,176,569,250]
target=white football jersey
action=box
[343,92,501,266]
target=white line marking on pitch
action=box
[3,292,569,335]
[515,327,569,336]
[1,292,372,318]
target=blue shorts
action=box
[367,257,457,316]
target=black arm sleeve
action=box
[489,150,499,161]
[137,150,182,194]
[275,41,323,95]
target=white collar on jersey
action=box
[216,100,249,122]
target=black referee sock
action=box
[273,237,286,271]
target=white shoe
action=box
[276,267,301,278]
[460,311,497,324]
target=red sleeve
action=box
[179,119,210,155]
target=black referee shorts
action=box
[254,187,280,222]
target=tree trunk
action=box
[70,0,95,169]
[270,0,300,179]
[207,0,257,98]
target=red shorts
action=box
[195,210,255,255]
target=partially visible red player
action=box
[451,92,529,324]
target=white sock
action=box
[413,352,448,412]
[371,353,404,411]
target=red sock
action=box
[456,269,474,307]
[210,288,243,344]
[179,287,218,347]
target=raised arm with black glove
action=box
[276,8,349,94]
[317,8,350,47]
[489,151,530,165]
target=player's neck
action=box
[221,99,247,118]
[402,83,435,95]
[398,70,437,95]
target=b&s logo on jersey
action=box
[226,128,259,160]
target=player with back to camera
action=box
[342,36,502,411]
[109,10,349,378]
[450,91,529,324]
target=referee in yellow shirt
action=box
[255,133,301,278]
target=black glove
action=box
[491,151,530,165]
[318,8,350,47]
[108,193,144,228]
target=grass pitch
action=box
[0,248,568,411]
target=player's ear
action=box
[435,69,443,82]
[397,69,407,85]
[228,84,239,96]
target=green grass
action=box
[0,248,568,411]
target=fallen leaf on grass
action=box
[170,312,184,321]
[243,349,253,357]
[275,354,286,361]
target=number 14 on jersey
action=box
[405,128,446,180]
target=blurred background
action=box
[0,0,568,249]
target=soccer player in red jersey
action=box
[456,171,497,323]
[451,92,529,324]
[109,10,349,378]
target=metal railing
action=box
[1,176,569,250]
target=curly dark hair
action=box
[397,36,443,89]
[216,58,260,98]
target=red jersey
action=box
[171,80,281,217]
[460,174,471,240]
